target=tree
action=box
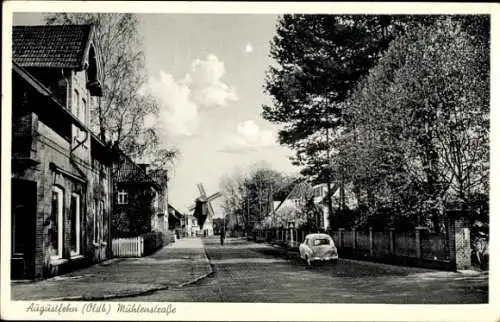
[262,15,407,225]
[341,17,489,228]
[264,14,489,229]
[45,13,177,170]
[219,165,299,232]
[391,18,489,210]
[219,170,246,231]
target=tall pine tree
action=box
[262,15,400,225]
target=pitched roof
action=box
[13,24,94,69]
[271,181,313,213]
[168,204,183,218]
[114,152,161,189]
[286,181,314,200]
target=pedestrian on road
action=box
[220,228,225,246]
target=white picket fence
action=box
[112,236,144,257]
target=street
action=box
[124,237,488,303]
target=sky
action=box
[13,13,299,214]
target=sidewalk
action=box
[11,238,212,301]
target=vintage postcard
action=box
[1,1,499,321]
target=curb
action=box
[176,270,214,288]
[457,269,487,276]
[46,285,171,301]
[99,258,124,266]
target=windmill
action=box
[188,183,222,236]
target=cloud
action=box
[145,71,199,137]
[185,54,237,108]
[218,120,277,153]
[245,42,253,53]
[143,54,237,138]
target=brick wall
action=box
[11,68,111,280]
[447,211,472,270]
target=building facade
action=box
[112,154,168,238]
[183,214,201,237]
[11,24,112,279]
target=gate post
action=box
[446,210,472,270]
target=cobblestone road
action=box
[123,237,488,303]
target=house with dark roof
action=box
[112,152,168,239]
[11,24,111,280]
[264,182,315,228]
[263,181,350,231]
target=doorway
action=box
[11,179,37,279]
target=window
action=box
[314,187,324,198]
[192,219,196,225]
[99,200,104,242]
[93,200,98,243]
[117,189,128,205]
[313,238,332,246]
[93,200,104,243]
[50,186,64,258]
[70,193,80,255]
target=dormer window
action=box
[314,186,324,198]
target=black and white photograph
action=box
[1,1,498,321]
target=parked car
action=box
[299,233,339,267]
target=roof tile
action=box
[13,24,93,68]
